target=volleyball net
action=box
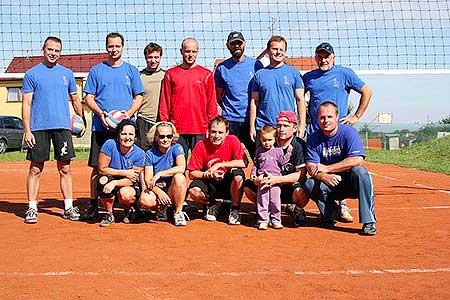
[0,0,449,73]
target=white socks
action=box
[29,200,38,210]
[64,199,73,210]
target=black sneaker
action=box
[80,202,99,221]
[320,202,340,228]
[361,222,377,236]
[122,207,135,223]
[294,208,307,227]
[99,213,115,227]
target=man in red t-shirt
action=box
[159,37,218,156]
[188,116,247,225]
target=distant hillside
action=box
[366,136,450,175]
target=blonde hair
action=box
[146,121,179,147]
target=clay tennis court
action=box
[0,160,449,299]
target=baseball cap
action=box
[227,31,245,43]
[315,42,334,54]
[276,111,298,124]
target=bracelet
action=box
[354,114,361,119]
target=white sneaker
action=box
[156,205,168,221]
[228,209,241,225]
[174,211,189,226]
[340,205,354,223]
[204,203,218,221]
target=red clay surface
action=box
[0,161,449,299]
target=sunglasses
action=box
[158,134,174,140]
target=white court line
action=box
[370,172,450,195]
[1,268,450,277]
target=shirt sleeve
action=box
[231,136,246,161]
[159,73,171,121]
[83,67,97,95]
[214,65,225,89]
[173,143,185,158]
[187,141,204,171]
[251,71,260,93]
[293,68,304,89]
[68,71,77,94]
[305,137,321,164]
[145,150,154,167]
[133,149,145,167]
[22,71,35,93]
[130,66,145,96]
[344,126,366,158]
[206,72,218,120]
[344,67,365,91]
[100,139,115,158]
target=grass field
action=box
[1,136,449,175]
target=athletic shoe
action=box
[122,207,135,224]
[156,205,168,221]
[99,213,115,227]
[64,206,80,221]
[204,203,218,221]
[321,202,340,228]
[174,211,189,226]
[24,207,38,224]
[339,205,354,223]
[270,222,283,229]
[293,207,307,227]
[361,222,377,236]
[80,202,99,221]
[228,209,241,225]
[258,223,268,230]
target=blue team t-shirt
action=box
[145,143,185,175]
[100,139,145,170]
[303,65,365,133]
[306,124,365,165]
[251,64,304,130]
[22,63,77,131]
[214,57,263,122]
[83,61,145,132]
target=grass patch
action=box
[366,136,450,175]
[0,147,90,162]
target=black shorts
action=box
[189,168,245,200]
[97,175,141,200]
[178,134,205,156]
[136,117,155,151]
[244,178,303,204]
[154,177,173,193]
[88,131,116,167]
[26,129,75,162]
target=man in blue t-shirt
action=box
[303,42,373,222]
[82,32,145,220]
[249,35,306,141]
[214,31,264,157]
[303,42,373,134]
[303,101,377,236]
[22,36,84,224]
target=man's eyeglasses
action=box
[158,134,174,140]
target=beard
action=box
[231,49,243,59]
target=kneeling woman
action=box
[97,119,145,227]
[139,122,188,226]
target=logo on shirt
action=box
[249,71,254,78]
[283,75,290,86]
[322,146,341,158]
[332,77,340,88]
[125,75,131,86]
[62,76,68,86]
[282,162,294,173]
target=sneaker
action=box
[361,222,377,236]
[293,208,307,227]
[321,202,340,228]
[258,223,268,230]
[64,206,80,221]
[24,207,38,224]
[339,205,354,223]
[122,207,135,224]
[228,209,241,225]
[99,213,115,227]
[156,205,168,221]
[270,222,283,229]
[204,203,218,221]
[80,202,99,221]
[174,211,189,226]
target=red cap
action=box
[276,111,298,124]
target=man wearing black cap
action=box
[303,42,372,134]
[214,31,263,158]
[303,42,373,223]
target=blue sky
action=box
[0,0,449,122]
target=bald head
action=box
[180,37,199,68]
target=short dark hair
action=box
[208,115,229,131]
[43,36,62,50]
[106,32,125,47]
[144,42,163,57]
[318,101,339,115]
[116,119,136,138]
[266,35,287,51]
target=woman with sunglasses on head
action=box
[96,119,145,227]
[139,122,189,226]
